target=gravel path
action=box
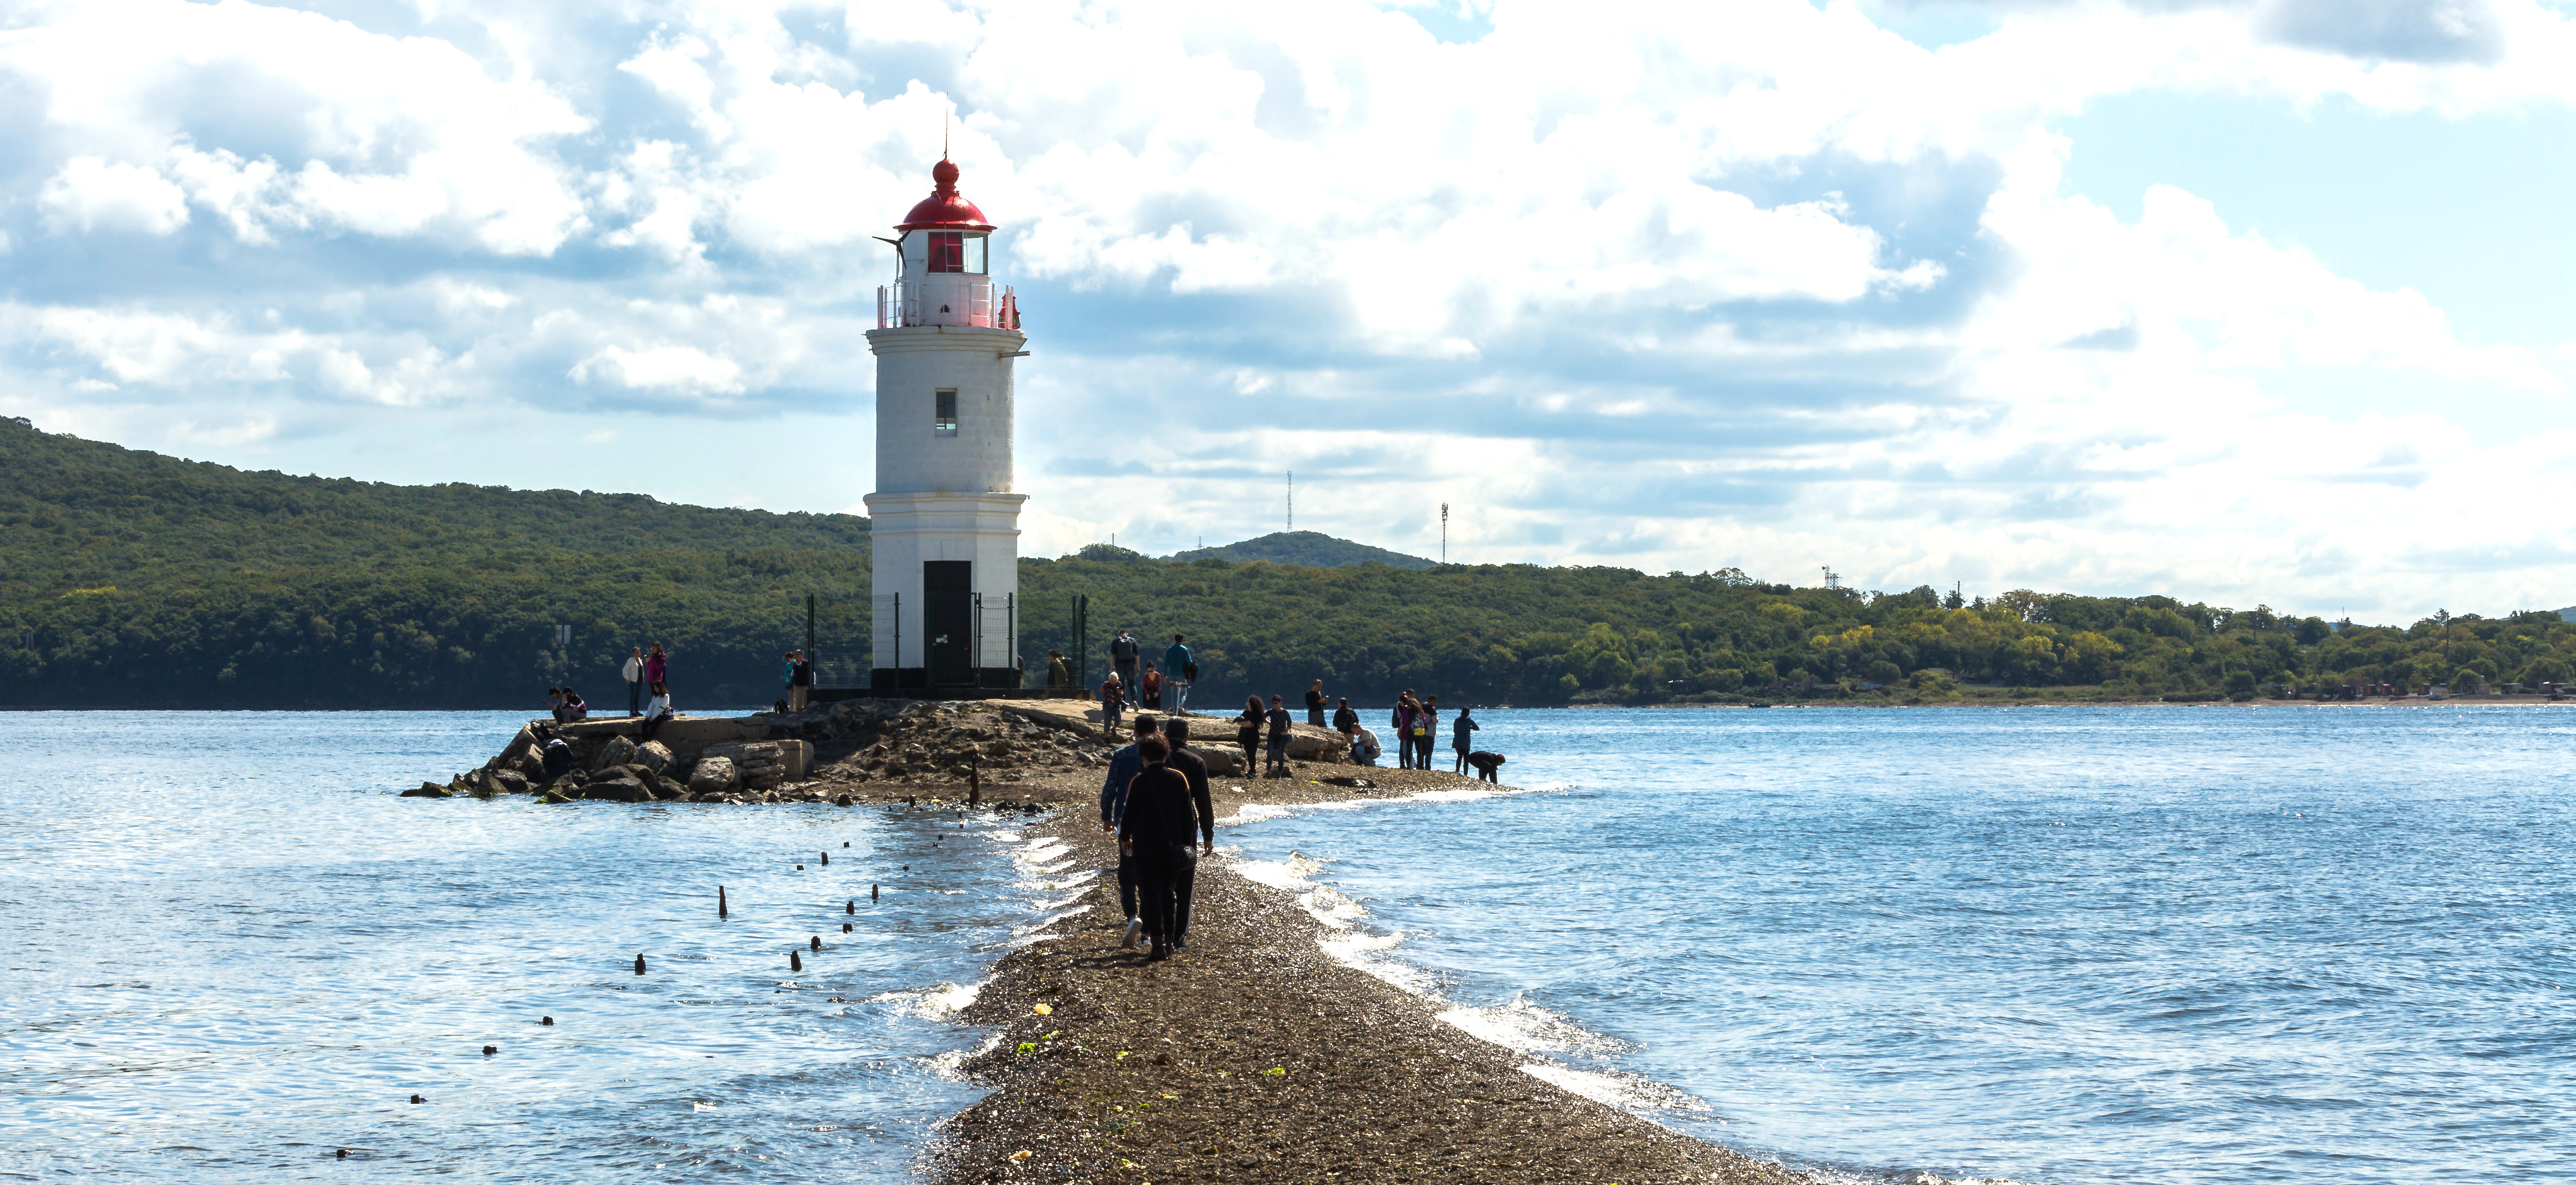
[904,753,1819,1185]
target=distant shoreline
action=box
[7,697,2570,712]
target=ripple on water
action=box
[0,710,1043,1183]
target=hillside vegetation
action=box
[1016,560,2576,707]
[1,416,866,707]
[1168,530,1434,570]
[7,416,2569,708]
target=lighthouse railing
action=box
[875,281,1023,330]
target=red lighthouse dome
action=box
[897,158,994,233]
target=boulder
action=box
[651,775,689,801]
[402,781,450,798]
[1195,746,1244,776]
[491,769,532,795]
[1284,733,1344,762]
[688,756,740,795]
[635,740,675,775]
[538,788,579,804]
[591,734,639,772]
[703,741,791,789]
[587,777,652,803]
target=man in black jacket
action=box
[1117,734,1200,961]
[1159,718,1217,950]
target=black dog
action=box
[1466,751,1506,784]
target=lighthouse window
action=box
[934,389,959,437]
[926,232,988,274]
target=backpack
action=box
[1184,662,1198,681]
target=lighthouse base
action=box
[862,490,1027,691]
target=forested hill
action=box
[1,415,865,590]
[1168,531,1435,570]
[7,416,2572,709]
[2,416,870,708]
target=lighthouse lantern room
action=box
[864,157,1028,690]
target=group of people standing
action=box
[1324,690,1476,771]
[1098,712,1216,961]
[778,649,814,711]
[1088,631,1195,731]
[620,644,674,740]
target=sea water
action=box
[1224,705,2576,1185]
[0,711,1069,1182]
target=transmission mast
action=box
[1441,502,1449,563]
[1286,471,1293,532]
[1822,565,1841,590]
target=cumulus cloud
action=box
[39,158,191,235]
[0,0,2572,617]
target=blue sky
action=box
[2,0,2572,620]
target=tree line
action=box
[8,416,2566,708]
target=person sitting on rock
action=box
[546,687,569,723]
[560,689,589,721]
[638,682,673,743]
[1141,661,1163,710]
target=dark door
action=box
[924,561,973,686]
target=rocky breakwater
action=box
[402,698,1370,806]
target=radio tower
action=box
[1822,565,1841,590]
[1441,502,1449,563]
[1285,471,1293,531]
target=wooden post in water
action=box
[718,886,728,918]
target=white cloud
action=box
[569,345,748,397]
[1,0,2574,617]
[39,158,191,235]
[1,0,593,254]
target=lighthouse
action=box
[863,157,1027,690]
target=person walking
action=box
[1265,694,1294,777]
[1117,733,1201,961]
[1163,635,1193,713]
[1099,713,1159,950]
[1158,718,1217,950]
[623,646,645,716]
[1110,630,1141,697]
[1098,671,1127,739]
[1233,695,1263,775]
[1451,704,1480,774]
[1141,661,1164,710]
[1047,650,1071,691]
[1391,693,1418,769]
[1304,679,1326,727]
[789,650,814,711]
[1415,694,1441,771]
[1332,697,1357,735]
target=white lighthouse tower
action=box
[864,156,1027,690]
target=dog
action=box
[1466,751,1506,784]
